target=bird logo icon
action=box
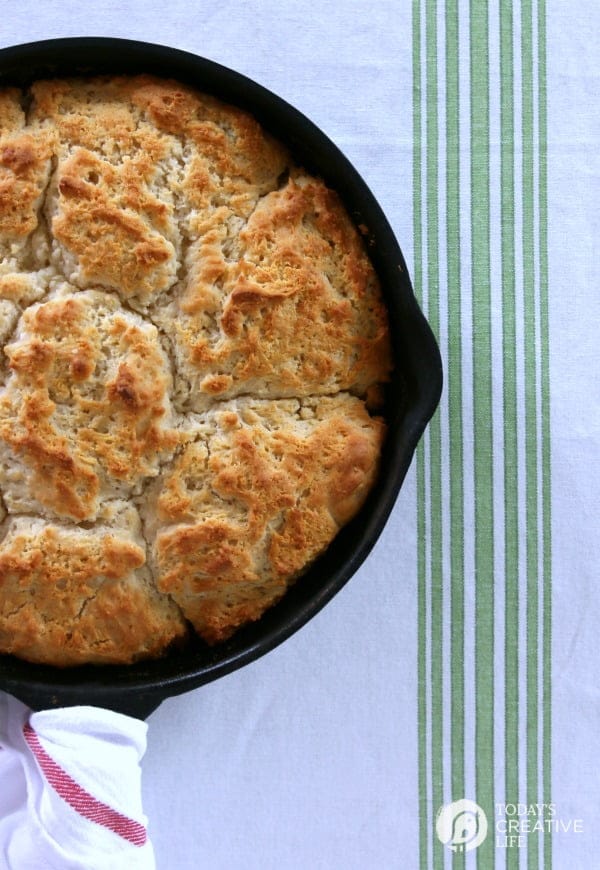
[436,799,488,852]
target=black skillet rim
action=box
[0,38,442,718]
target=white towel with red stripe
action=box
[0,693,155,870]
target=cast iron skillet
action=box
[0,38,442,719]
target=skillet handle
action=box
[0,691,155,863]
[5,686,163,720]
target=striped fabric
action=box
[0,693,154,868]
[23,723,148,847]
[412,1,551,868]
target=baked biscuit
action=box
[0,89,56,271]
[0,286,181,521]
[31,77,184,310]
[143,394,385,643]
[0,272,62,387]
[0,505,187,666]
[154,171,391,410]
[0,75,391,666]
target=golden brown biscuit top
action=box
[0,89,25,131]
[155,172,391,409]
[0,510,187,666]
[0,89,55,265]
[0,75,391,666]
[0,288,181,521]
[143,395,385,644]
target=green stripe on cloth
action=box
[521,2,541,867]
[412,1,551,867]
[412,2,428,868]
[445,3,466,869]
[538,0,552,866]
[500,1,520,867]
[425,2,444,869]
[469,2,496,867]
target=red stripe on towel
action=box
[23,722,147,846]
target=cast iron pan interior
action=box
[0,38,442,719]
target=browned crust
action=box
[0,290,182,521]
[147,396,385,643]
[0,87,55,248]
[0,518,187,666]
[0,75,392,665]
[159,172,392,408]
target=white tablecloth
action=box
[1,1,598,867]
